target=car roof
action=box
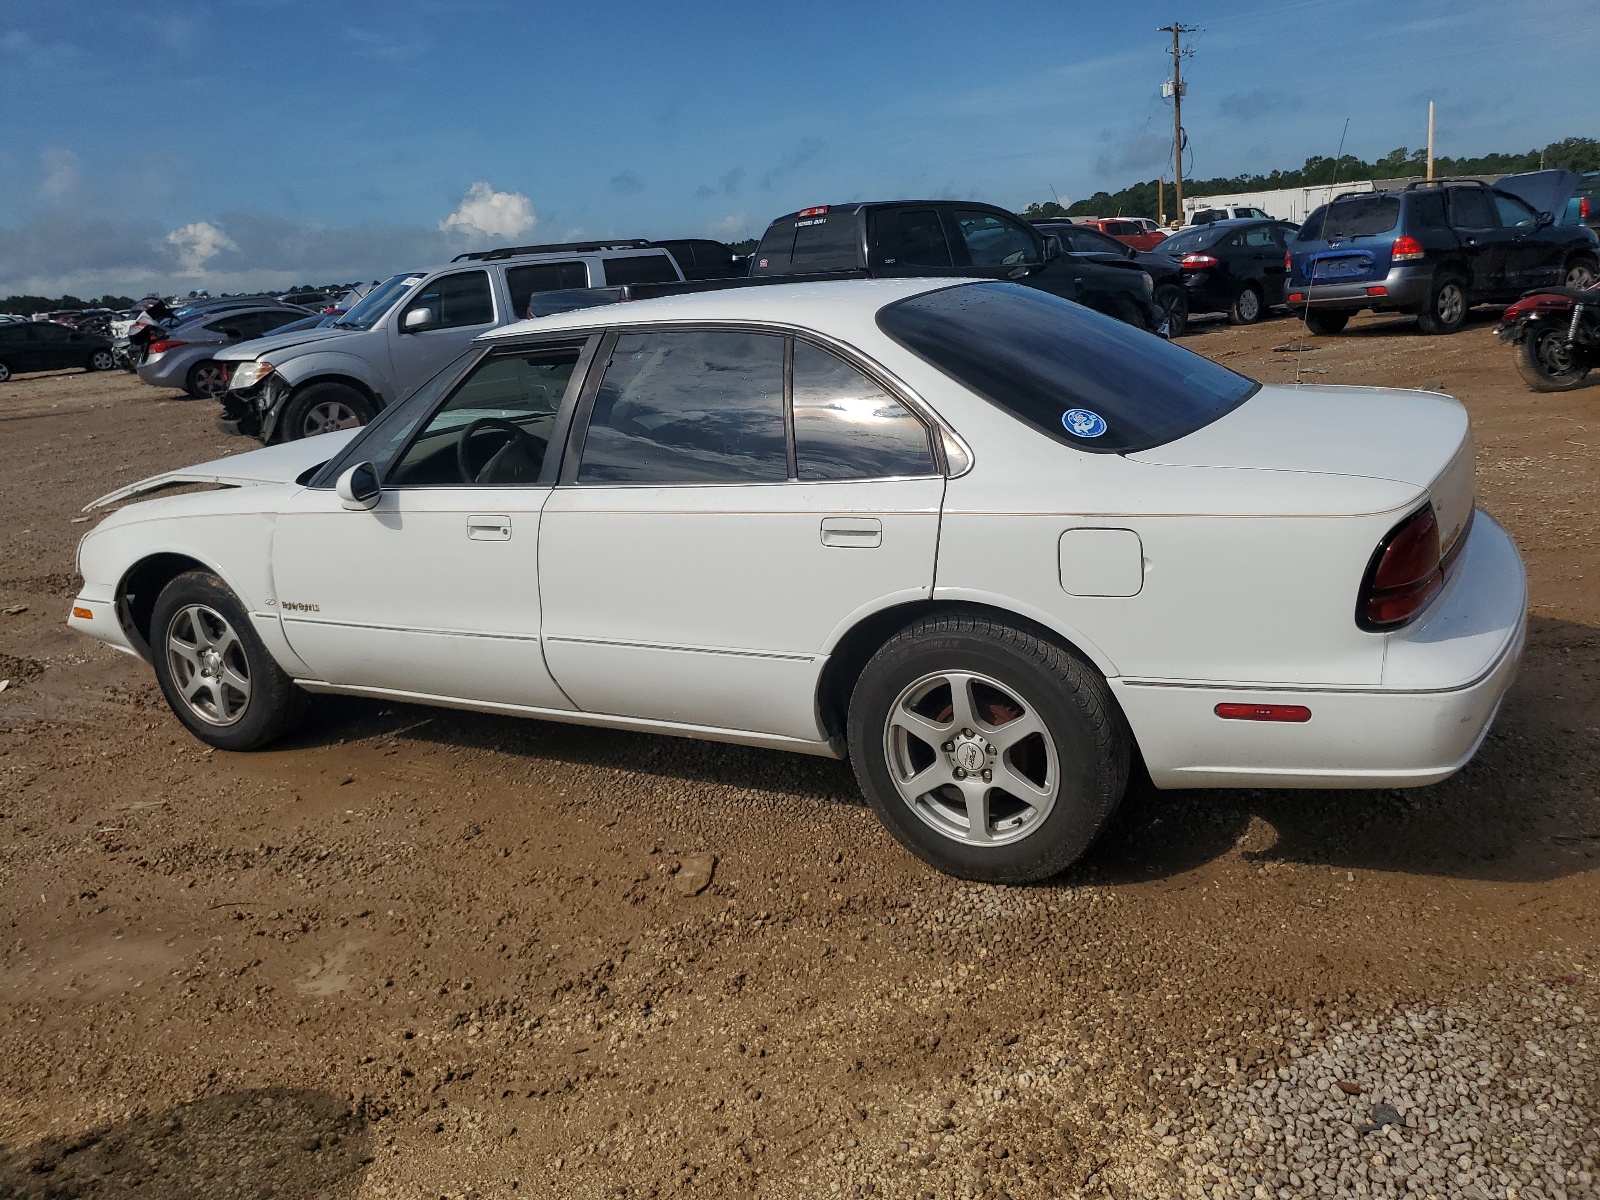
[480,278,967,344]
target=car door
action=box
[386,269,498,403]
[270,338,595,709]
[31,322,80,370]
[1242,223,1287,300]
[1494,191,1559,289]
[867,207,966,277]
[1447,187,1510,297]
[538,328,945,743]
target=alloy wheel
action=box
[882,670,1059,846]
[192,363,228,397]
[0,362,11,383]
[303,400,361,437]
[165,604,251,726]
[1437,282,1465,327]
[1566,261,1598,289]
[90,350,115,371]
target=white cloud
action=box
[39,149,81,200]
[439,180,536,241]
[708,214,748,241]
[166,221,239,272]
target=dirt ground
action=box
[0,306,1596,1200]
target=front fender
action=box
[275,351,390,402]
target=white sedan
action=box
[69,279,1526,882]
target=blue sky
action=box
[3,0,1597,296]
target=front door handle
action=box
[820,517,882,548]
[467,514,511,541]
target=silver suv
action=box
[216,242,683,442]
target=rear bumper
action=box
[1286,264,1432,311]
[1114,511,1527,789]
[135,351,195,389]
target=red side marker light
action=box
[797,206,829,218]
[1215,703,1312,723]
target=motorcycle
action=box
[1496,285,1599,392]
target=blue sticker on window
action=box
[1062,408,1107,438]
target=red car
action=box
[1082,217,1168,253]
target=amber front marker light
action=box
[72,606,93,620]
[1215,703,1312,723]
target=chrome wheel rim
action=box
[193,363,227,396]
[1237,288,1260,322]
[166,604,251,726]
[303,400,361,436]
[1437,283,1465,325]
[883,670,1059,847]
[91,350,114,371]
[0,362,10,383]
[1566,262,1597,289]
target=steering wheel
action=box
[456,417,546,484]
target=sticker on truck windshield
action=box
[1063,409,1107,438]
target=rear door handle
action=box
[820,517,882,548]
[467,514,511,541]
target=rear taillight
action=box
[1180,253,1220,269]
[1284,250,1292,271]
[1581,198,1590,219]
[1358,505,1443,630]
[147,339,186,354]
[1391,235,1425,262]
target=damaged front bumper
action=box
[216,374,290,441]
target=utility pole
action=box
[1426,101,1435,182]
[1160,23,1197,225]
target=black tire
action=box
[0,360,11,384]
[1415,274,1468,334]
[149,570,307,751]
[1303,309,1352,337]
[1515,326,1591,392]
[185,359,229,399]
[87,349,115,372]
[1228,283,1264,325]
[280,382,376,441]
[1153,284,1189,337]
[1564,256,1598,290]
[847,614,1131,884]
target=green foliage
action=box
[0,293,136,315]
[1020,201,1070,218]
[1054,136,1599,219]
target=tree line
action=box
[1022,136,1600,220]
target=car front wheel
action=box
[149,571,306,750]
[0,360,11,384]
[281,382,375,441]
[88,349,115,372]
[1564,256,1598,290]
[848,614,1131,883]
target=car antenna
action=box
[1297,116,1350,387]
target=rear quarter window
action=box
[878,282,1257,454]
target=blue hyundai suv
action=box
[1286,179,1599,336]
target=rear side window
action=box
[878,282,1257,454]
[506,262,589,318]
[1448,188,1497,232]
[875,209,952,268]
[601,254,679,286]
[791,341,934,480]
[1409,192,1448,230]
[1302,196,1400,239]
[578,331,787,483]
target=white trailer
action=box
[1182,180,1377,226]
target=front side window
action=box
[1492,192,1538,229]
[876,209,952,268]
[507,262,589,318]
[953,211,1039,266]
[792,341,934,480]
[406,271,494,330]
[578,331,786,484]
[879,282,1257,454]
[388,346,582,486]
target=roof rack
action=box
[1404,178,1492,191]
[452,240,653,263]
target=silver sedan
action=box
[136,306,311,398]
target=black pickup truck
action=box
[750,201,1163,330]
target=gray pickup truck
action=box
[216,242,684,442]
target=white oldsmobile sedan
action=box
[70,279,1526,883]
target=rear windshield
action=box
[1159,226,1219,254]
[752,213,860,274]
[1295,196,1400,241]
[878,282,1257,453]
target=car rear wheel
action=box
[281,382,375,441]
[848,614,1131,883]
[1153,284,1189,337]
[1515,326,1591,392]
[0,360,11,384]
[186,360,229,398]
[1303,309,1351,337]
[149,570,307,751]
[1416,275,1468,334]
[87,349,115,372]
[1228,283,1264,325]
[1564,256,1598,290]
